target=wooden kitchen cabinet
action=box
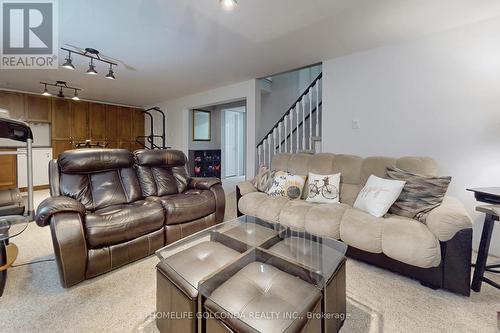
[89,103,106,141]
[25,95,51,122]
[52,99,72,140]
[105,105,119,142]
[0,91,25,120]
[52,140,74,159]
[118,107,132,141]
[0,149,17,190]
[71,101,89,141]
[131,108,145,142]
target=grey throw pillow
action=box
[386,166,451,223]
[251,166,275,192]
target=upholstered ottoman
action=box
[156,241,240,333]
[268,236,347,333]
[216,221,279,248]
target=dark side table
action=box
[467,187,500,292]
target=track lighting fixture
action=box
[105,64,116,80]
[61,47,118,79]
[72,89,80,101]
[40,81,82,100]
[42,84,51,96]
[86,58,98,75]
[62,52,75,70]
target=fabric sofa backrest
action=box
[134,149,190,197]
[272,153,438,205]
[55,149,142,211]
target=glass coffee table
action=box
[156,215,347,333]
[0,215,29,296]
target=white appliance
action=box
[17,148,52,187]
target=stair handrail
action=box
[256,72,322,148]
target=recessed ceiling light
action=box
[219,0,237,11]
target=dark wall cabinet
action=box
[51,101,145,158]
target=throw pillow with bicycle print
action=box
[306,172,341,204]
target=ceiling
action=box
[1,0,500,106]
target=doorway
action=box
[222,107,245,178]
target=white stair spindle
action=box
[309,89,313,149]
[284,115,288,153]
[316,81,320,137]
[273,128,277,155]
[268,134,272,166]
[278,122,282,153]
[258,144,261,167]
[295,103,300,153]
[290,111,293,152]
[264,138,267,167]
[301,98,306,150]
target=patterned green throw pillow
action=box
[387,166,451,223]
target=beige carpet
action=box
[1,190,499,332]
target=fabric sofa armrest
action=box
[236,181,258,196]
[426,196,472,242]
[188,177,221,190]
[35,196,86,227]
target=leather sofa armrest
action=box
[426,196,472,242]
[188,177,221,190]
[35,196,86,227]
[236,181,258,196]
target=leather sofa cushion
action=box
[159,241,240,299]
[207,262,321,333]
[157,189,215,225]
[382,216,441,268]
[268,237,344,274]
[135,149,187,167]
[134,150,191,196]
[279,200,349,239]
[340,208,383,253]
[238,192,289,223]
[59,167,143,211]
[58,149,134,173]
[84,200,164,248]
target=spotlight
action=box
[219,0,237,10]
[86,58,98,75]
[105,65,116,80]
[57,87,65,98]
[42,84,51,96]
[72,89,80,101]
[62,52,75,70]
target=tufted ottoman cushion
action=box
[205,262,321,333]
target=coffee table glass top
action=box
[0,215,29,242]
[155,215,347,333]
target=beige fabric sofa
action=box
[236,153,473,296]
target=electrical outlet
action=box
[352,119,360,129]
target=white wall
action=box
[259,65,321,141]
[147,79,259,179]
[322,18,500,256]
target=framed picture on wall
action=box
[192,110,211,141]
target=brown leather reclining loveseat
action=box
[35,149,224,287]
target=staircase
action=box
[257,72,322,167]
